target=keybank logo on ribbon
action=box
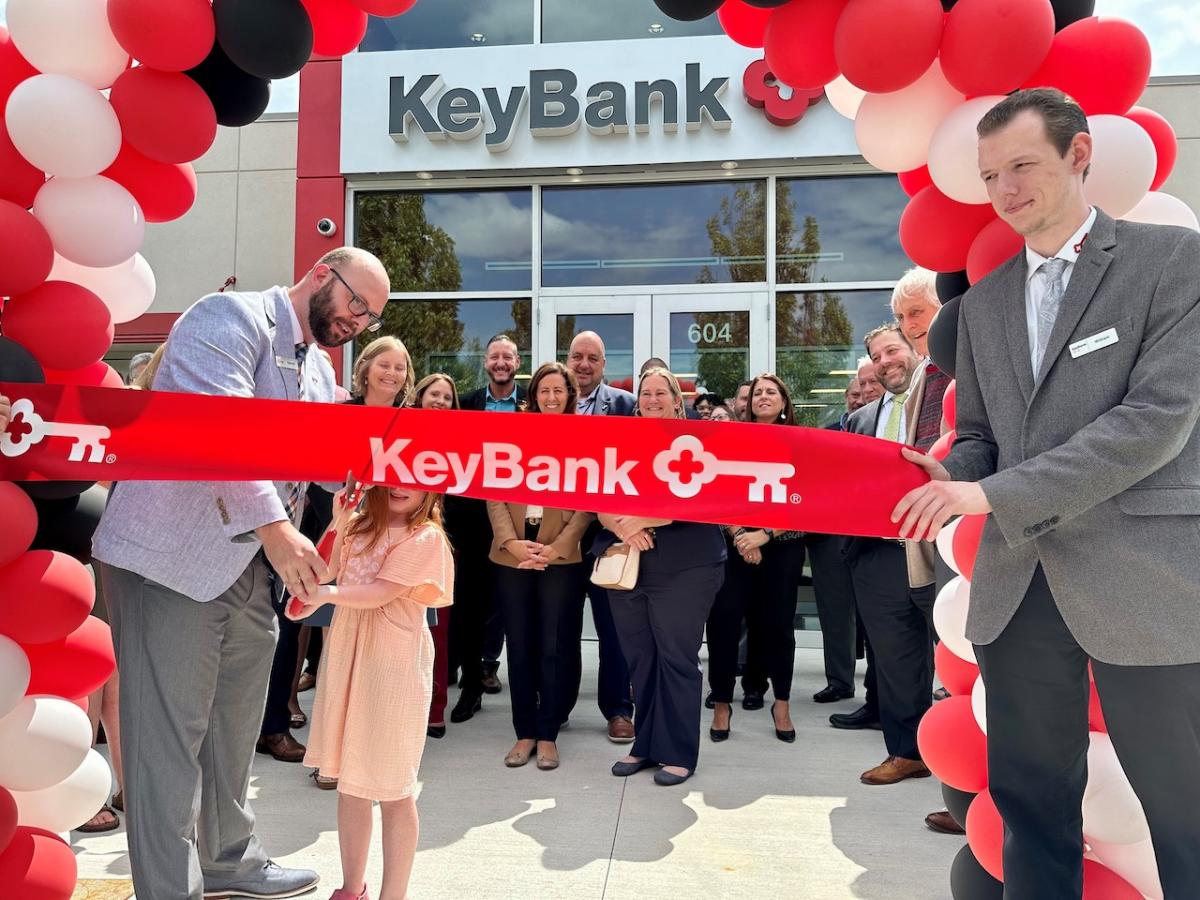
[1,399,111,463]
[369,435,796,504]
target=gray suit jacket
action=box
[581,381,636,417]
[943,209,1200,665]
[93,287,336,602]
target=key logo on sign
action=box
[653,435,795,503]
[742,59,824,128]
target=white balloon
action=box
[0,636,31,722]
[825,75,867,120]
[49,253,158,324]
[1083,732,1151,845]
[33,176,146,269]
[4,74,122,178]
[1121,191,1200,232]
[854,59,964,173]
[1085,115,1157,219]
[9,749,112,833]
[0,696,92,792]
[1088,837,1164,900]
[935,516,963,576]
[933,575,976,663]
[927,96,1007,205]
[969,672,988,734]
[6,0,129,90]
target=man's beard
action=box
[308,280,352,347]
[489,368,514,386]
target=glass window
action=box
[364,298,533,395]
[776,176,909,285]
[668,310,749,401]
[542,181,767,288]
[355,190,532,292]
[555,313,636,391]
[774,289,895,427]
[542,0,723,43]
[360,1,534,52]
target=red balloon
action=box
[0,200,53,297]
[930,428,956,461]
[900,186,997,273]
[0,550,95,645]
[301,0,371,58]
[941,0,1055,96]
[0,482,38,569]
[834,0,944,93]
[0,827,77,900]
[103,143,198,224]
[952,513,987,581]
[1126,107,1177,192]
[0,789,14,857]
[917,694,989,791]
[71,695,89,714]
[764,0,848,90]
[967,217,1024,284]
[43,361,124,390]
[1024,17,1151,116]
[107,0,216,72]
[1083,859,1142,899]
[1088,682,1107,733]
[966,789,1005,881]
[351,0,418,14]
[0,125,45,208]
[898,165,934,198]
[718,1,776,49]
[23,616,116,699]
[935,639,979,696]
[942,380,957,429]
[0,26,38,107]
[3,282,114,371]
[109,67,217,164]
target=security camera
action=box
[316,218,338,237]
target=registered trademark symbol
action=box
[105,453,117,465]
[789,493,801,504]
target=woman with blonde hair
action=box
[350,335,415,407]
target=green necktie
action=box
[883,391,908,442]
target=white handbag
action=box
[590,542,641,591]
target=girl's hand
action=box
[504,539,544,564]
[286,596,322,621]
[734,529,769,555]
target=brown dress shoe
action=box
[256,732,307,763]
[607,715,635,743]
[860,756,931,785]
[925,810,966,834]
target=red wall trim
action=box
[114,312,179,344]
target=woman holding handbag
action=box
[595,367,726,787]
[487,362,593,771]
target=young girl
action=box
[290,484,454,900]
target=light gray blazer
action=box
[93,287,336,602]
[943,209,1200,665]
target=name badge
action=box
[1069,328,1118,359]
[275,355,299,371]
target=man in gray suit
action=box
[894,88,1200,898]
[93,247,389,899]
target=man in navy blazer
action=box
[93,248,389,900]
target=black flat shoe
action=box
[742,691,764,711]
[771,702,796,743]
[812,685,855,703]
[654,768,692,786]
[450,692,482,723]
[611,758,657,777]
[829,704,882,731]
[709,702,732,743]
[426,724,446,739]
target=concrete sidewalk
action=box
[73,648,960,899]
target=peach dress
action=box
[304,522,454,801]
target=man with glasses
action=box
[93,247,389,900]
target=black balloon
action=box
[20,480,96,501]
[1051,0,1095,31]
[928,294,961,379]
[186,43,272,128]
[942,783,978,830]
[213,0,313,81]
[942,0,959,9]
[742,0,791,7]
[951,845,1004,900]
[0,336,44,383]
[936,270,971,306]
[652,0,725,21]
[30,485,107,563]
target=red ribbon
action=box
[0,382,927,537]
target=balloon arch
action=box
[0,0,1192,896]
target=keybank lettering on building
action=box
[340,36,859,175]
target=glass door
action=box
[651,292,768,403]
[536,295,650,394]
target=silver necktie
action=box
[1033,257,1068,377]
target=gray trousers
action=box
[102,556,277,900]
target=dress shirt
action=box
[577,387,599,415]
[484,385,519,412]
[1023,207,1096,368]
[874,388,909,442]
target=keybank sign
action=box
[390,64,731,151]
[340,36,859,174]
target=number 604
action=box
[687,322,733,344]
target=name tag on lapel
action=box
[275,355,299,371]
[1069,328,1118,359]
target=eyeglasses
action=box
[329,268,382,333]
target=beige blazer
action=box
[486,503,594,568]
[901,365,938,589]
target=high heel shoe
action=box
[771,701,796,743]
[426,724,446,739]
[709,702,732,743]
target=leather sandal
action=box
[310,771,338,790]
[76,804,120,833]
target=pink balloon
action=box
[854,59,964,173]
[4,74,122,178]
[32,175,146,268]
[926,96,1007,205]
[6,0,129,90]
[48,252,157,324]
[1084,115,1156,219]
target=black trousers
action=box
[709,538,805,703]
[587,583,635,720]
[610,563,723,771]
[977,565,1200,900]
[448,540,496,695]
[493,561,587,741]
[805,533,858,694]
[848,541,934,760]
